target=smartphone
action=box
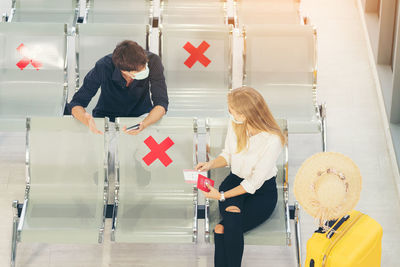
[126,123,140,131]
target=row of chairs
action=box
[11,116,301,266]
[4,0,304,28]
[0,21,326,151]
[5,1,307,266]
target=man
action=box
[66,40,168,135]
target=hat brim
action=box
[294,152,362,221]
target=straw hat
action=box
[294,152,362,223]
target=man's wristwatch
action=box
[219,191,225,202]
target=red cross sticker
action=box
[142,136,175,167]
[16,43,42,70]
[183,41,211,68]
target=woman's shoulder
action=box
[258,132,282,146]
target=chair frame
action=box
[62,24,69,114]
[10,117,110,267]
[242,25,327,151]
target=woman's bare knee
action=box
[225,206,241,213]
[214,224,224,234]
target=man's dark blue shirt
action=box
[66,51,168,122]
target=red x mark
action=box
[142,136,175,167]
[183,41,211,68]
[16,44,42,71]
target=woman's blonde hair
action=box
[228,86,286,153]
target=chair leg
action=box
[294,202,302,267]
[11,201,19,267]
[319,103,327,152]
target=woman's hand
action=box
[202,183,221,200]
[195,161,213,172]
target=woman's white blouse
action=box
[219,123,283,194]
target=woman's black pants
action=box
[214,172,278,267]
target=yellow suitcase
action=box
[305,210,382,267]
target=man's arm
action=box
[68,64,101,113]
[148,54,169,115]
[68,62,103,133]
[142,105,166,127]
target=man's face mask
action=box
[128,63,149,80]
[228,112,244,124]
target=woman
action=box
[196,86,286,267]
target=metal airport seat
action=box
[237,2,302,26]
[243,24,327,151]
[84,0,152,24]
[206,118,302,265]
[236,0,301,4]
[162,0,226,3]
[112,117,198,243]
[244,24,316,85]
[75,23,149,114]
[0,23,68,131]
[160,24,233,117]
[11,117,109,267]
[161,2,227,25]
[8,0,79,27]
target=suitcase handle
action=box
[326,214,350,239]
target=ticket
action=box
[183,169,207,183]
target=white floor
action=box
[1,0,400,266]
[295,0,400,266]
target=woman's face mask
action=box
[126,63,149,80]
[228,112,244,124]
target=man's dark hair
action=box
[112,40,148,71]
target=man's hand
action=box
[85,113,103,135]
[72,106,103,135]
[122,122,145,135]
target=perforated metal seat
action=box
[243,24,326,150]
[9,0,79,27]
[237,2,301,26]
[0,23,68,131]
[112,117,198,243]
[11,117,109,267]
[84,0,152,24]
[161,2,227,25]
[161,24,232,117]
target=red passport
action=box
[197,174,214,192]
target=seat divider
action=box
[194,118,208,243]
[111,119,121,242]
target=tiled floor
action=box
[1,0,400,266]
[295,0,400,266]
